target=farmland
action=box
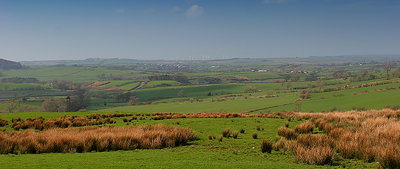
[0,57,400,168]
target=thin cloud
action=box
[143,8,155,14]
[171,6,181,12]
[114,8,125,14]
[261,0,296,4]
[185,5,204,17]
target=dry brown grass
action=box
[0,118,8,127]
[232,131,239,139]
[0,124,196,154]
[218,135,223,142]
[222,128,231,137]
[286,109,400,167]
[261,139,272,153]
[277,127,297,140]
[294,145,335,165]
[294,121,314,134]
[252,132,258,139]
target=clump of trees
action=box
[42,89,89,112]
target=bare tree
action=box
[384,62,395,80]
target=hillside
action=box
[0,58,22,69]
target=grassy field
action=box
[266,84,400,112]
[101,95,297,113]
[0,112,375,168]
[143,80,181,88]
[1,67,151,82]
[134,84,252,102]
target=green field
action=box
[0,113,375,168]
[134,84,252,102]
[1,67,151,82]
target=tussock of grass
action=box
[252,132,258,139]
[0,124,196,154]
[294,121,314,134]
[0,119,8,127]
[222,128,230,138]
[232,131,239,139]
[261,139,272,153]
[277,127,297,140]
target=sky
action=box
[0,0,399,61]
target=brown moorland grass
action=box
[277,127,297,140]
[261,139,272,153]
[294,121,314,134]
[0,118,8,127]
[232,131,239,139]
[0,124,196,154]
[281,109,400,168]
[252,132,258,139]
[222,128,231,137]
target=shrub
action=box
[252,132,258,139]
[240,129,245,133]
[222,128,231,137]
[232,131,239,139]
[277,127,297,140]
[256,126,261,131]
[261,139,273,153]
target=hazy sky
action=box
[0,0,399,61]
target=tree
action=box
[316,80,325,92]
[305,72,318,81]
[333,71,344,79]
[41,99,67,112]
[177,90,185,97]
[392,68,400,78]
[384,62,395,80]
[128,96,138,105]
[3,100,21,113]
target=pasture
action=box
[0,112,377,169]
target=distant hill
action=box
[20,55,400,66]
[0,58,23,69]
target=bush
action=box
[240,129,245,133]
[261,139,273,153]
[252,132,258,139]
[222,128,231,137]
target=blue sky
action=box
[0,0,399,61]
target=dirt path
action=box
[129,81,147,91]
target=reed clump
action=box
[0,124,196,154]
